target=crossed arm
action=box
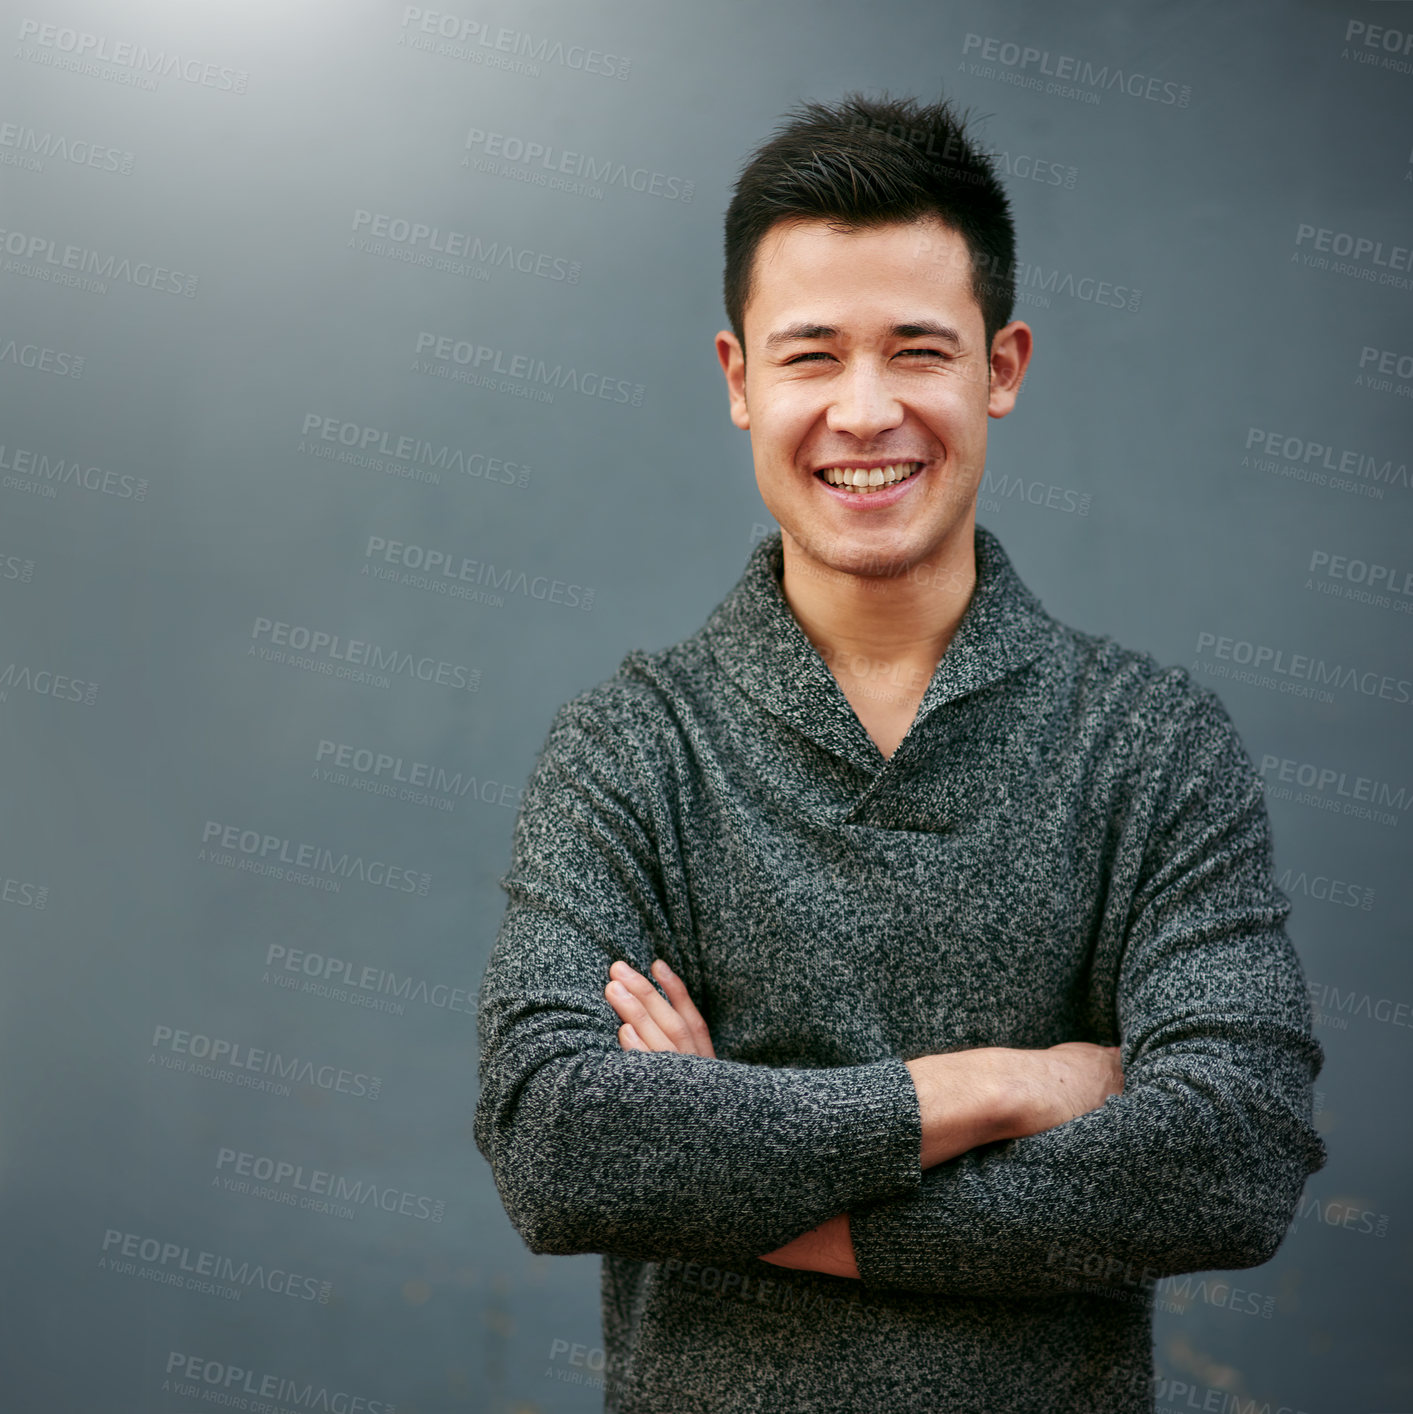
[602,956,1126,1279]
[475,688,1327,1295]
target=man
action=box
[474,93,1326,1413]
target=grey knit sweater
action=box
[474,525,1327,1414]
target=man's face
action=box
[716,215,1030,584]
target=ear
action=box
[986,321,1033,419]
[716,330,750,430]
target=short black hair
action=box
[723,91,1016,356]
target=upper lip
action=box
[813,459,925,473]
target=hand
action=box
[759,1212,859,1280]
[603,959,716,1058]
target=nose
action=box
[824,358,905,440]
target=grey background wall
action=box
[1,0,1408,1410]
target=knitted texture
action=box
[474,525,1327,1414]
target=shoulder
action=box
[550,629,711,733]
[1043,618,1255,785]
[1050,614,1225,722]
[980,527,1228,750]
[530,632,714,786]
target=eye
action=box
[783,348,955,365]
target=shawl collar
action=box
[701,524,1057,774]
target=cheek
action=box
[753,399,815,453]
[926,395,984,444]
[778,379,830,421]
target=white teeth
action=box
[820,462,921,492]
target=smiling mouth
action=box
[816,461,924,493]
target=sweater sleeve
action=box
[848,678,1328,1297]
[473,688,923,1266]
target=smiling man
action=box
[715,210,1019,763]
[474,93,1326,1414]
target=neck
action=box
[778,519,979,682]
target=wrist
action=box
[906,1048,1019,1168]
[955,1047,1027,1145]
[976,1047,1036,1143]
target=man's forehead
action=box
[746,216,981,342]
[750,216,974,297]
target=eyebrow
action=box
[763,320,964,350]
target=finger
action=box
[608,962,694,1052]
[651,960,715,1059]
[605,976,679,1052]
[605,978,669,1049]
[617,1022,646,1051]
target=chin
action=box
[784,523,925,581]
